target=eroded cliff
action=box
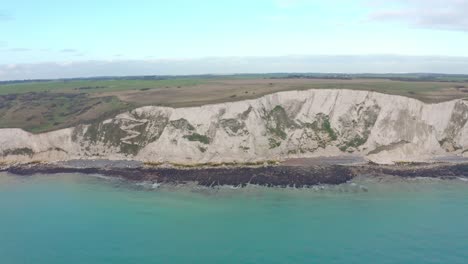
[1,89,467,164]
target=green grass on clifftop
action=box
[1,74,468,133]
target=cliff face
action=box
[1,89,467,164]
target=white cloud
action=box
[8,48,31,52]
[60,49,79,53]
[368,0,468,32]
[6,64,17,69]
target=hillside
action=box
[1,89,467,165]
[1,76,468,133]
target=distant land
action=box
[2,72,468,85]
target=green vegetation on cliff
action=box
[184,133,210,144]
[0,93,129,133]
[266,105,297,140]
[2,147,34,157]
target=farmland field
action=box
[1,74,467,133]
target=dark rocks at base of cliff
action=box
[2,164,354,188]
[2,162,468,188]
[351,163,468,180]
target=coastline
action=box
[2,160,468,188]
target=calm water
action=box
[1,173,468,264]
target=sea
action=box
[1,172,467,264]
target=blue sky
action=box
[1,0,468,80]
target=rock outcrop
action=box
[1,89,467,164]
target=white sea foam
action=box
[85,173,115,181]
[413,177,442,181]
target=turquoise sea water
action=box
[1,173,468,264]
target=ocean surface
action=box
[1,172,468,264]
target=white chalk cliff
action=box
[1,89,467,164]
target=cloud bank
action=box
[1,55,468,81]
[368,0,468,32]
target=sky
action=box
[1,0,468,80]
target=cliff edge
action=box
[1,89,467,164]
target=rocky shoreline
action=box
[1,161,468,187]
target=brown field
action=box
[1,77,467,133]
[99,78,468,108]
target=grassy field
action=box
[0,79,204,95]
[0,93,131,133]
[1,75,467,133]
